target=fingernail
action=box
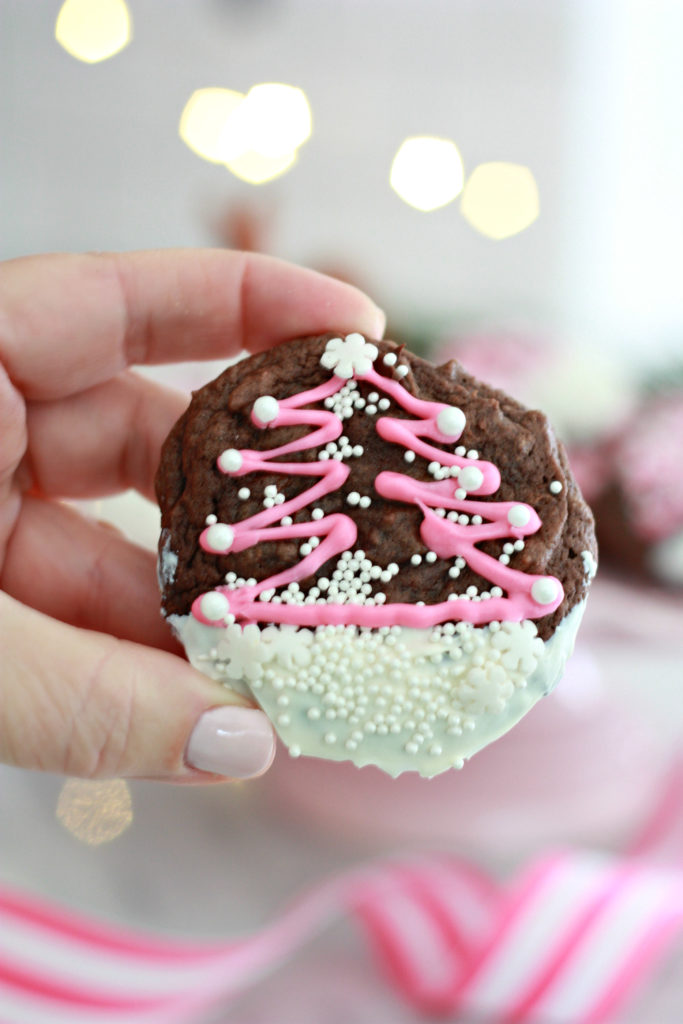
[186,706,276,779]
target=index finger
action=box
[0,249,386,400]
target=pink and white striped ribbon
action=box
[1,765,682,1023]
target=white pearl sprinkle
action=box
[550,480,563,494]
[382,352,397,366]
[531,578,558,605]
[204,523,234,552]
[404,450,416,463]
[436,406,466,438]
[507,505,531,528]
[217,448,242,473]
[199,591,230,621]
[458,466,484,492]
[253,395,279,424]
[237,488,250,500]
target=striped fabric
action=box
[2,767,682,1023]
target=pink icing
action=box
[191,346,564,628]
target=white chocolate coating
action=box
[169,601,585,778]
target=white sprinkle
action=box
[382,352,397,366]
[532,578,558,605]
[347,492,360,506]
[507,505,531,528]
[217,448,242,474]
[359,495,371,508]
[365,404,377,415]
[205,514,218,525]
[550,480,563,494]
[378,398,390,411]
[199,591,230,621]
[411,554,422,566]
[237,488,250,500]
[425,551,437,563]
[436,406,466,438]
[395,365,409,379]
[404,450,416,463]
[204,523,234,552]
[458,466,484,492]
[312,508,324,520]
[281,516,293,526]
[253,395,279,424]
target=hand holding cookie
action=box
[0,249,385,781]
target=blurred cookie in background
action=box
[592,384,683,587]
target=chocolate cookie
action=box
[156,333,597,777]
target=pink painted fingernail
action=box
[186,706,276,779]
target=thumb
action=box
[0,594,276,781]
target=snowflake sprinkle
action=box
[320,333,379,379]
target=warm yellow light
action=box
[56,779,133,845]
[225,148,299,185]
[55,0,132,63]
[238,83,312,158]
[179,82,310,183]
[390,137,465,212]
[460,162,540,240]
[179,88,246,164]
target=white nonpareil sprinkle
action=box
[198,619,545,774]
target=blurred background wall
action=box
[2,0,682,368]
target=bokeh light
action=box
[56,779,133,846]
[179,82,311,184]
[55,0,132,64]
[232,83,312,158]
[225,149,299,185]
[179,87,246,164]
[390,137,465,212]
[460,162,540,239]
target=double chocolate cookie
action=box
[156,333,597,777]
